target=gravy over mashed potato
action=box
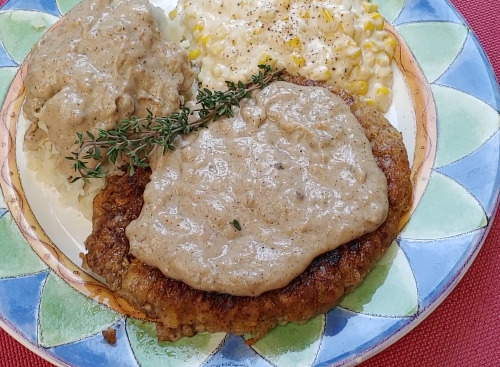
[126,81,388,296]
[23,0,194,178]
[171,0,396,111]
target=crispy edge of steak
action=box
[84,82,413,343]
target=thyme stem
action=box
[67,65,284,182]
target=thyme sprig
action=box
[67,65,284,182]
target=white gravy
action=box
[126,81,388,296]
[23,0,193,176]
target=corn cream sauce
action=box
[127,82,389,296]
[172,0,396,111]
[23,0,193,176]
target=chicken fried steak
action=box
[84,84,412,343]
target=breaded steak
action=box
[84,82,412,343]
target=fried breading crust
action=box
[84,82,412,343]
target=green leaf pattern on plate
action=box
[126,318,226,367]
[0,10,58,64]
[38,272,121,348]
[340,242,418,316]
[57,0,84,15]
[0,66,18,104]
[433,84,500,168]
[400,171,487,240]
[252,315,324,367]
[376,0,405,23]
[396,22,468,83]
[0,213,48,278]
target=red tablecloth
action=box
[1,0,499,366]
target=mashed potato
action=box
[23,0,193,178]
[171,0,396,111]
[22,0,193,215]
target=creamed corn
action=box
[172,0,397,111]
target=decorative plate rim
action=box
[0,0,499,366]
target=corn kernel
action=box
[377,86,390,96]
[347,46,362,58]
[387,52,394,64]
[364,21,375,34]
[259,52,273,64]
[286,36,302,49]
[168,9,177,20]
[384,36,397,63]
[282,15,289,21]
[202,35,211,47]
[299,10,310,19]
[193,23,204,32]
[370,12,382,22]
[363,41,374,50]
[376,54,390,66]
[322,9,333,22]
[362,1,378,13]
[349,80,368,95]
[384,36,397,50]
[370,12,385,30]
[293,55,306,67]
[365,98,376,106]
[310,65,331,81]
[188,48,201,60]
[348,39,357,47]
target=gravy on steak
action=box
[126,81,389,296]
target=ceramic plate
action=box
[0,0,499,366]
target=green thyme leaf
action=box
[231,219,242,231]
